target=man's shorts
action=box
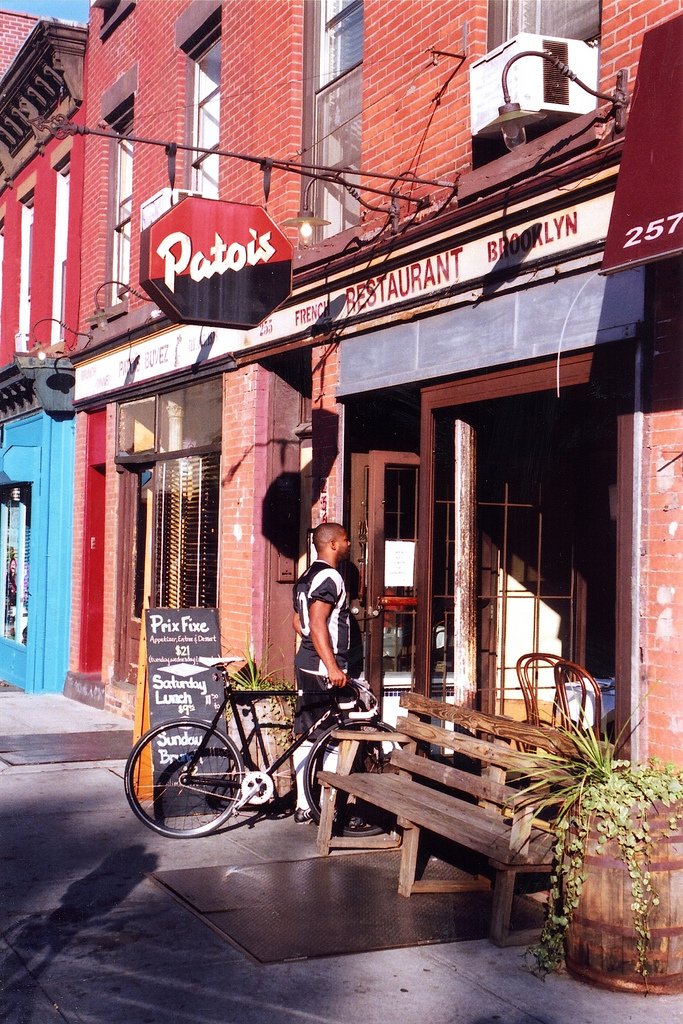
[294,665,352,737]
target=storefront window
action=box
[1,486,30,645]
[118,397,156,454]
[118,380,222,614]
[158,381,222,453]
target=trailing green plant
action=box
[509,726,683,980]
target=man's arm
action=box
[292,611,302,637]
[308,600,346,687]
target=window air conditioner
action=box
[140,187,206,231]
[470,33,599,138]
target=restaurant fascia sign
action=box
[140,197,293,328]
[76,190,613,402]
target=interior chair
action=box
[552,660,603,736]
[515,653,565,727]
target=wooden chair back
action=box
[515,652,564,727]
[553,660,602,735]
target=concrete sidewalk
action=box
[1,688,682,1024]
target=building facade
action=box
[64,1,682,764]
[0,12,86,693]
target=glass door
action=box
[349,451,419,724]
[1,485,30,646]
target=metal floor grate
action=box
[152,852,544,963]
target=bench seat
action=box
[316,693,564,946]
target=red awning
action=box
[601,13,683,274]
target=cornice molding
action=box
[0,20,87,190]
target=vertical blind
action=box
[154,453,219,609]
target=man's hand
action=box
[308,600,347,688]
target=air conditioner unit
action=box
[140,187,206,231]
[470,34,599,138]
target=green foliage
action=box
[229,640,291,691]
[228,640,295,733]
[511,727,683,979]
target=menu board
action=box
[145,608,223,726]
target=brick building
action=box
[0,12,87,692]
[63,1,682,764]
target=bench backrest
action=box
[399,691,573,755]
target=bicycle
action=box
[124,658,398,839]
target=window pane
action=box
[118,398,156,455]
[326,1,363,81]
[508,0,599,40]
[1,486,30,645]
[158,380,222,453]
[154,454,220,608]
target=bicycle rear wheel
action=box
[303,720,399,837]
[124,721,244,838]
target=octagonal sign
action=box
[140,197,292,328]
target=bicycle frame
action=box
[181,671,340,795]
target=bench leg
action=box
[398,822,420,897]
[316,783,337,856]
[489,869,516,946]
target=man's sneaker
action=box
[294,807,314,824]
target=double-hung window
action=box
[191,39,221,197]
[112,109,133,302]
[487,0,600,49]
[177,4,222,199]
[18,194,33,352]
[51,159,70,345]
[303,0,364,238]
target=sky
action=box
[0,1,89,22]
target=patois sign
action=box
[140,197,293,328]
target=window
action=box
[303,0,364,238]
[1,485,30,646]
[488,0,600,50]
[177,4,222,199]
[191,39,221,197]
[111,112,133,303]
[117,380,222,611]
[0,220,4,322]
[18,195,33,352]
[51,160,70,345]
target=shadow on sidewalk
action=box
[1,844,157,1024]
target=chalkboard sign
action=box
[145,608,223,726]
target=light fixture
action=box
[30,318,90,354]
[89,281,150,332]
[486,49,629,151]
[282,179,330,245]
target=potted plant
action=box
[229,642,295,798]
[514,726,683,993]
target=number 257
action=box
[623,212,683,248]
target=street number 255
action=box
[623,212,683,248]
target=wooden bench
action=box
[316,691,568,946]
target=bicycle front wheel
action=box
[303,720,399,837]
[124,721,244,838]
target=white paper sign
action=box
[384,541,415,588]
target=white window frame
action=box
[191,39,221,198]
[311,0,363,238]
[112,130,133,303]
[51,162,70,346]
[18,196,33,352]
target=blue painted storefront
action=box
[0,413,74,693]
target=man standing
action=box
[291,521,351,822]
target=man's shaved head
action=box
[312,521,347,553]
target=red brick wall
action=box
[640,258,683,763]
[219,364,260,658]
[600,0,683,96]
[0,12,37,78]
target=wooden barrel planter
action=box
[566,804,683,993]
